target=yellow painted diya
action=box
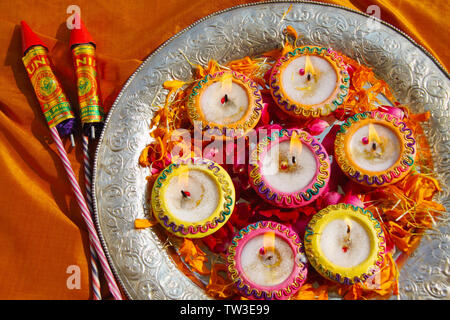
[334,111,416,187]
[151,158,235,238]
[187,70,263,139]
[269,46,349,118]
[304,203,386,285]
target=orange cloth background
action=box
[0,0,448,300]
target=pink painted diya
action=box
[227,221,308,300]
[248,128,330,208]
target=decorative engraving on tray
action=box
[93,1,449,300]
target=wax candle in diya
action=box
[151,158,235,238]
[304,203,386,284]
[248,129,330,208]
[187,70,263,139]
[270,46,349,118]
[334,111,416,186]
[227,221,308,299]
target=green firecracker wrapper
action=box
[22,46,75,128]
[72,44,104,126]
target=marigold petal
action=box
[134,218,157,229]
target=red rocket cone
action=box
[69,14,95,48]
[20,20,48,54]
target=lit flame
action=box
[178,169,189,192]
[289,131,303,157]
[304,55,317,79]
[262,231,275,252]
[344,218,352,233]
[368,123,382,144]
[220,72,233,93]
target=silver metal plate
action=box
[92,1,449,300]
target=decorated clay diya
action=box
[334,111,416,187]
[269,46,350,118]
[227,221,308,299]
[248,128,330,208]
[187,70,263,139]
[151,158,235,238]
[304,203,386,284]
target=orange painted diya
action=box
[187,70,263,139]
[269,46,350,118]
[334,111,417,187]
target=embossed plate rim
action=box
[92,0,449,300]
